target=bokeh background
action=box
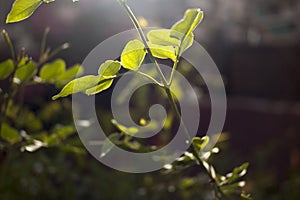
[1,0,300,199]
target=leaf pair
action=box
[0,58,37,84]
[52,60,121,100]
[39,59,83,87]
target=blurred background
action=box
[0,0,300,199]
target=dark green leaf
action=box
[0,123,20,144]
[100,133,121,158]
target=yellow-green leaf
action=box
[52,75,100,100]
[171,8,204,40]
[147,29,179,46]
[0,59,14,80]
[148,43,177,62]
[98,60,121,78]
[57,64,83,87]
[6,0,43,23]
[121,40,146,71]
[85,78,114,95]
[40,59,66,83]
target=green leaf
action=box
[111,119,139,136]
[171,8,204,40]
[98,60,121,78]
[148,43,177,62]
[6,0,43,23]
[147,29,194,55]
[227,162,249,184]
[192,136,209,152]
[147,29,179,46]
[40,59,66,83]
[85,78,113,95]
[52,75,100,100]
[57,64,83,87]
[0,123,20,144]
[14,60,37,83]
[0,59,14,80]
[121,40,146,71]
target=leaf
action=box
[14,60,37,83]
[85,78,113,95]
[0,123,20,144]
[171,8,204,40]
[6,0,43,23]
[52,75,100,100]
[121,40,146,71]
[227,162,249,184]
[192,136,209,152]
[57,64,83,87]
[98,60,121,78]
[0,59,14,80]
[147,29,179,46]
[148,43,177,62]
[111,119,139,136]
[40,59,66,83]
[147,29,194,55]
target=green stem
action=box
[117,0,168,86]
[117,2,226,199]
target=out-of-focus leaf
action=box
[40,59,66,83]
[192,136,209,152]
[0,123,20,144]
[111,119,139,136]
[14,60,37,83]
[0,59,14,80]
[57,64,83,87]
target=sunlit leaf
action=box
[147,29,179,46]
[192,136,209,152]
[6,0,43,23]
[85,78,113,95]
[171,8,204,40]
[0,59,14,80]
[98,60,121,78]
[121,40,146,70]
[148,43,177,61]
[52,75,100,100]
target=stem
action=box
[0,30,18,132]
[117,2,226,198]
[117,0,168,86]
